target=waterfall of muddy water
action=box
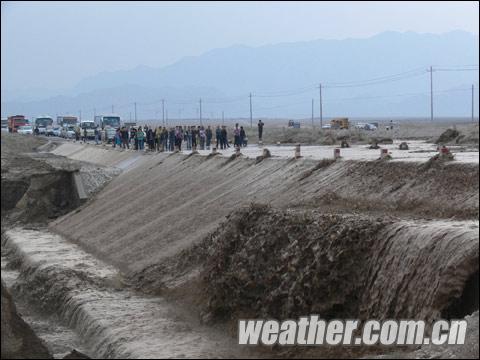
[2,228,253,359]
[361,220,479,323]
[2,255,89,358]
[196,207,479,325]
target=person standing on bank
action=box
[258,120,264,142]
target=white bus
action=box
[34,116,54,134]
[80,120,97,139]
[94,115,121,129]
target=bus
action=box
[94,115,121,129]
[35,116,54,134]
[8,115,28,133]
[80,120,96,139]
[57,115,78,127]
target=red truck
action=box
[8,115,28,133]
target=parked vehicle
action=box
[94,114,121,129]
[355,123,377,131]
[80,120,96,139]
[17,125,34,135]
[287,120,301,128]
[61,125,76,139]
[34,116,54,134]
[330,117,349,130]
[102,127,117,143]
[47,126,62,137]
[57,115,78,127]
[321,123,332,129]
[8,115,28,133]
[1,118,8,132]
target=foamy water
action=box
[3,228,253,359]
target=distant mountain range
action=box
[2,31,478,120]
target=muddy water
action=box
[2,219,478,358]
[2,255,89,358]
[362,220,479,322]
[2,228,254,359]
[195,207,479,325]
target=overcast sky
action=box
[1,1,479,92]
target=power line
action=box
[41,65,478,121]
[322,87,472,103]
[254,86,315,98]
[324,70,427,88]
[433,68,479,72]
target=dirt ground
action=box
[235,121,479,147]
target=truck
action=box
[330,117,350,130]
[34,116,54,134]
[80,120,96,139]
[123,122,137,130]
[57,115,78,127]
[8,115,29,133]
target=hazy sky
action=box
[2,1,479,93]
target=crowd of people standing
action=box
[109,120,265,152]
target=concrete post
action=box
[295,143,301,159]
[380,148,389,159]
[334,148,341,159]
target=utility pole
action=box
[111,105,114,114]
[318,83,323,128]
[429,66,434,122]
[249,93,253,128]
[199,98,202,126]
[166,109,168,125]
[222,111,225,125]
[134,102,137,123]
[311,98,314,128]
[162,99,165,126]
[94,108,96,118]
[79,110,82,122]
[472,84,475,123]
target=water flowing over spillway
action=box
[3,229,253,359]
[361,220,479,322]
[3,219,478,358]
[182,207,479,324]
[2,138,478,358]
